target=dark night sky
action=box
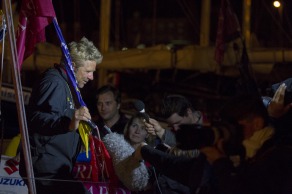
[4,0,292,139]
[49,0,292,49]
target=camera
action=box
[175,121,244,156]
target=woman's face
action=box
[128,118,148,144]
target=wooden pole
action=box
[3,0,36,193]
[200,0,211,47]
[242,0,251,48]
[98,0,111,88]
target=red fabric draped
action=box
[214,0,241,65]
[90,135,119,194]
[16,0,56,68]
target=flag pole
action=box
[3,0,37,193]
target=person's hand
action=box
[70,106,92,131]
[268,83,292,118]
[144,118,165,139]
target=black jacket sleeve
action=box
[141,145,206,190]
[28,71,74,135]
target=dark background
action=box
[3,0,292,138]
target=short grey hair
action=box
[68,37,103,68]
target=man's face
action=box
[166,109,201,132]
[166,112,193,132]
[75,60,97,88]
[97,91,120,122]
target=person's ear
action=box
[72,62,76,71]
[117,103,121,110]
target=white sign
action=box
[0,155,28,194]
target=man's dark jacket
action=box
[19,66,83,189]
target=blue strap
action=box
[52,18,85,107]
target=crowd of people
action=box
[18,36,292,194]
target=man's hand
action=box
[268,83,292,118]
[70,106,91,131]
[145,118,165,139]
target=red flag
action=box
[214,0,259,95]
[90,135,119,194]
[214,0,241,65]
[16,0,56,69]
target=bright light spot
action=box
[273,1,281,8]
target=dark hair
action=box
[161,94,194,119]
[177,119,244,156]
[96,84,121,104]
[220,94,270,127]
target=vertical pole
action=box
[98,0,111,88]
[242,0,251,48]
[152,0,157,46]
[3,0,36,193]
[114,0,121,49]
[200,0,211,47]
[278,3,283,49]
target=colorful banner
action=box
[74,161,131,194]
[84,183,131,194]
[1,155,131,194]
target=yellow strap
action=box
[78,121,91,158]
